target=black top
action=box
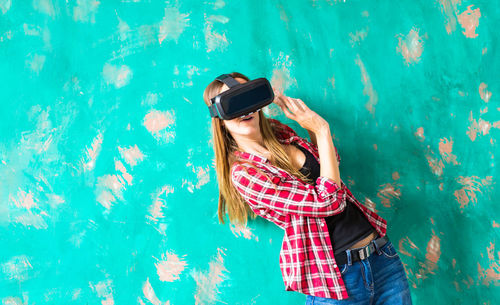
[293,143,376,256]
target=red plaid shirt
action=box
[230,118,387,300]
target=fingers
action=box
[291,97,306,112]
[272,89,283,103]
[282,105,295,119]
[272,89,285,106]
[274,95,285,108]
[278,97,295,118]
[277,94,292,111]
[276,95,296,119]
[284,96,298,112]
[272,88,305,118]
[287,96,306,113]
[294,98,308,111]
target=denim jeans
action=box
[305,240,413,305]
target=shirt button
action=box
[321,223,325,227]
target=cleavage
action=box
[291,143,307,170]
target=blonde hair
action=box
[203,72,313,226]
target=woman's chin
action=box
[236,124,259,136]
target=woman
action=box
[204,72,412,304]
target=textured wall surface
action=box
[1,0,499,304]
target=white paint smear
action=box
[102,63,133,88]
[191,247,228,305]
[82,132,103,172]
[155,250,188,282]
[118,144,144,167]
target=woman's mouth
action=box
[241,115,254,122]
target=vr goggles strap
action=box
[208,103,219,118]
[209,74,240,119]
[215,74,240,88]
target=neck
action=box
[234,133,268,157]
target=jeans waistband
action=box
[335,234,389,266]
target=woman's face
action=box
[219,77,260,138]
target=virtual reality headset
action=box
[208,74,275,120]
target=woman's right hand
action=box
[272,89,329,134]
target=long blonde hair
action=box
[203,72,313,226]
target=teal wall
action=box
[1,0,499,304]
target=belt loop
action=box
[346,249,352,266]
[372,237,382,255]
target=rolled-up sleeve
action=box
[231,164,347,218]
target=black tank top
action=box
[293,143,376,256]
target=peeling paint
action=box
[2,1,499,303]
[191,248,228,305]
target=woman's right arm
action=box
[231,163,347,218]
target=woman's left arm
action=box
[308,129,341,163]
[269,117,340,162]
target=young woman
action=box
[204,72,413,304]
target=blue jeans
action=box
[305,240,413,304]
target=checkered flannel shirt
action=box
[230,118,387,299]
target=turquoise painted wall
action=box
[1,0,499,304]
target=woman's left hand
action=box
[272,89,329,134]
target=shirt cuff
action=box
[315,176,345,198]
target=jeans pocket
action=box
[339,263,349,275]
[380,241,399,259]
